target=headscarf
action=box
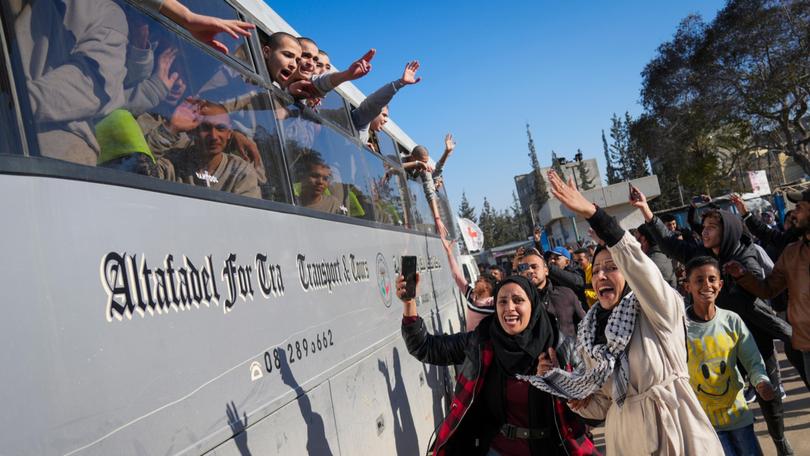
[488,275,557,376]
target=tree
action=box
[705,0,810,174]
[510,190,531,237]
[602,129,620,185]
[479,198,496,249]
[457,191,477,223]
[526,124,549,215]
[624,112,650,179]
[574,150,596,190]
[635,0,810,210]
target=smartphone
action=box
[401,256,417,300]
[629,183,641,202]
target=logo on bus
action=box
[375,253,392,308]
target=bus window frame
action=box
[0,5,28,156]
[130,0,257,73]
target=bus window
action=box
[4,0,290,203]
[375,129,399,164]
[277,97,403,223]
[315,91,354,135]
[435,185,459,239]
[365,157,409,227]
[176,0,254,70]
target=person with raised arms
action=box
[518,170,723,455]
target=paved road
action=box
[591,351,809,455]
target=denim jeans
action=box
[717,424,763,456]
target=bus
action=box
[0,1,466,454]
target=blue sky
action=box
[268,0,725,215]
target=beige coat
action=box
[575,233,723,455]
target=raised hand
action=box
[156,47,180,90]
[730,194,748,216]
[168,98,203,133]
[345,49,376,81]
[444,133,455,153]
[629,183,654,221]
[400,60,421,85]
[183,13,254,54]
[533,227,542,242]
[548,170,596,218]
[536,347,558,376]
[287,79,320,99]
[723,261,747,279]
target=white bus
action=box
[0,1,466,454]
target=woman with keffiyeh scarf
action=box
[517,170,723,455]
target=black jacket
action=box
[645,213,791,343]
[402,316,592,456]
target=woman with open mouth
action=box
[397,272,599,455]
[518,170,723,455]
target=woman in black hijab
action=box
[398,273,598,456]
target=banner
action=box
[458,217,485,252]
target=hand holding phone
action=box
[401,256,418,300]
[629,183,642,203]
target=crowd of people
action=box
[400,171,809,456]
[9,0,458,232]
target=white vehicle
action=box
[0,1,466,454]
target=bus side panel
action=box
[206,380,340,456]
[0,175,454,455]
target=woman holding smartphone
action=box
[518,171,723,455]
[396,270,599,456]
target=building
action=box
[538,175,661,247]
[515,157,601,224]
[515,155,661,247]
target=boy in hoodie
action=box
[631,187,794,456]
[684,256,774,456]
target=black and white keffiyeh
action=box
[517,291,639,408]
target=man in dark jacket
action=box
[532,233,588,310]
[636,196,794,455]
[731,194,808,390]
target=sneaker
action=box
[744,386,756,403]
[778,384,787,400]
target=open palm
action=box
[548,170,596,218]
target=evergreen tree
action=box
[602,129,620,185]
[574,150,595,190]
[551,150,565,177]
[526,124,549,215]
[511,191,531,238]
[479,198,495,249]
[624,113,650,179]
[609,113,630,181]
[457,191,477,223]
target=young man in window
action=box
[163,101,260,198]
[261,31,301,89]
